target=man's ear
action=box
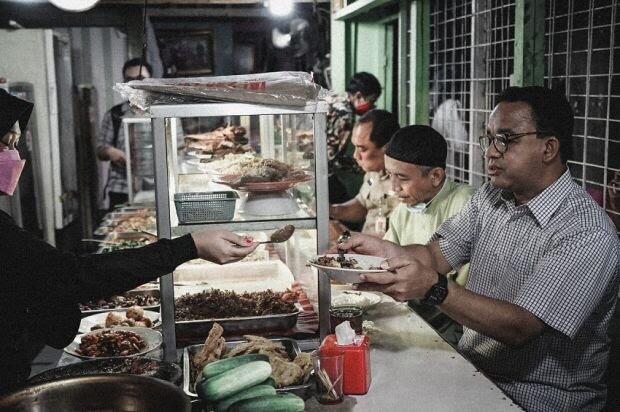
[543,136,561,163]
[430,167,445,187]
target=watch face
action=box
[422,274,448,305]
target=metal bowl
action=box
[0,375,191,412]
[28,357,182,386]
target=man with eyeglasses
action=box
[96,58,152,210]
[336,86,620,411]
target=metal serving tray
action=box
[175,309,300,342]
[79,289,161,317]
[97,232,156,254]
[183,338,314,400]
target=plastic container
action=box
[319,334,371,395]
[173,191,238,224]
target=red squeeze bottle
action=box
[319,334,372,395]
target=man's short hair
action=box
[356,109,400,148]
[385,125,447,169]
[497,86,573,163]
[346,72,382,99]
[122,58,152,79]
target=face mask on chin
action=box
[354,101,373,115]
[0,148,25,196]
[406,202,428,214]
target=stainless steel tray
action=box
[175,309,300,341]
[183,338,314,400]
[97,232,156,254]
[79,289,161,317]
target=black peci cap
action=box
[385,125,447,169]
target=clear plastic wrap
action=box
[114,71,328,111]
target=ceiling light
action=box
[48,0,100,12]
[266,0,294,17]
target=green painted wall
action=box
[330,18,348,92]
[354,22,387,108]
[330,15,393,112]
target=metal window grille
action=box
[545,0,620,231]
[405,5,412,123]
[429,0,515,188]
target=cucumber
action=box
[215,384,277,412]
[229,393,305,412]
[261,377,276,387]
[203,354,269,380]
[199,361,272,401]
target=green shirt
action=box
[384,180,475,285]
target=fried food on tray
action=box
[271,356,304,387]
[174,289,297,321]
[75,330,146,357]
[193,323,226,371]
[224,335,288,359]
[190,332,314,389]
[293,352,313,376]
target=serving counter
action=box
[53,291,521,411]
[304,292,522,411]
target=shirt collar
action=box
[425,180,450,212]
[496,169,573,227]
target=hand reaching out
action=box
[191,230,258,264]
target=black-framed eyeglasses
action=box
[478,131,551,154]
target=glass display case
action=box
[149,101,330,360]
[122,117,155,205]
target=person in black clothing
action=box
[0,89,258,394]
[96,58,153,209]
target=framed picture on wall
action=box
[158,30,214,77]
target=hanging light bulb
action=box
[266,0,294,17]
[48,0,100,12]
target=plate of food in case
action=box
[213,157,313,192]
[309,254,388,284]
[79,306,160,333]
[64,327,162,359]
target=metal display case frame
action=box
[123,117,154,205]
[149,101,330,361]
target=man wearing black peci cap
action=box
[382,125,474,344]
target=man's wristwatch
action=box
[421,273,449,306]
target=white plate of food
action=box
[79,307,160,333]
[64,327,162,359]
[308,254,388,284]
[331,290,382,310]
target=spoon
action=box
[257,224,296,244]
[336,230,351,263]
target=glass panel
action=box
[124,118,156,205]
[157,109,323,345]
[164,113,317,228]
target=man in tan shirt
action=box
[329,109,400,236]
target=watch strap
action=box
[421,272,449,306]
